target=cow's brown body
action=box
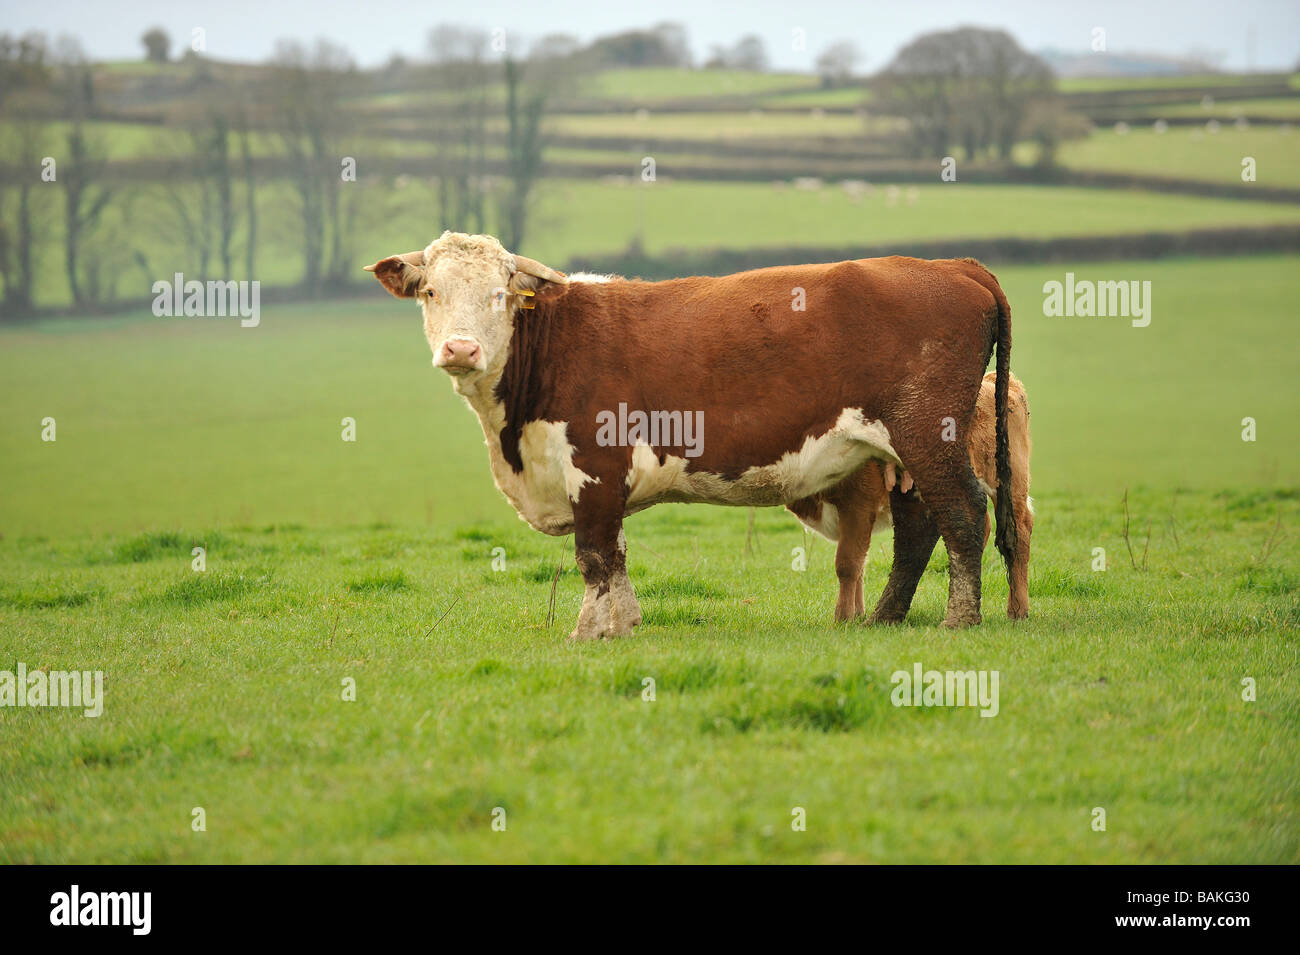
[367,233,1019,640]
[788,372,1033,622]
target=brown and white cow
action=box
[788,372,1033,623]
[366,231,1018,640]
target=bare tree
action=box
[0,32,52,317]
[0,32,50,109]
[875,27,1055,160]
[706,34,768,71]
[815,41,860,88]
[266,39,356,287]
[500,57,544,251]
[141,28,170,64]
[427,25,492,234]
[499,38,578,251]
[55,38,116,306]
[237,108,258,282]
[586,26,691,68]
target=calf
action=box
[788,372,1033,622]
[366,232,1018,640]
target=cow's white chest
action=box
[459,380,593,535]
[484,418,594,535]
[626,408,900,509]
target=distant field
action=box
[1056,125,1300,187]
[548,109,881,140]
[1059,72,1294,93]
[0,252,1296,863]
[529,182,1300,258]
[0,119,286,161]
[1136,97,1300,119]
[576,68,818,102]
[10,180,1300,309]
[758,87,872,109]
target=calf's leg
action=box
[827,464,886,621]
[1007,502,1033,620]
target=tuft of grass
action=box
[144,572,263,607]
[702,669,892,734]
[346,569,410,594]
[112,531,189,563]
[1236,565,1298,596]
[522,560,578,583]
[0,582,99,610]
[611,658,751,695]
[638,574,728,599]
[1031,566,1105,598]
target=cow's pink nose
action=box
[440,340,481,368]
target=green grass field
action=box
[1056,125,1300,187]
[1058,72,1295,93]
[575,68,818,102]
[1,254,1297,862]
[547,109,883,140]
[1106,97,1300,119]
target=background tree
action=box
[815,41,860,88]
[875,27,1055,160]
[500,34,581,251]
[706,34,768,71]
[0,32,53,318]
[586,25,691,68]
[427,25,492,235]
[141,28,170,64]
[56,38,118,306]
[266,39,356,288]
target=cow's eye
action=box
[424,288,438,301]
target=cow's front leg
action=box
[569,485,639,641]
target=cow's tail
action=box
[989,274,1017,576]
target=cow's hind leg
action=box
[869,485,940,624]
[570,484,640,641]
[908,450,987,628]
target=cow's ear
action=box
[508,254,568,308]
[507,270,567,302]
[364,251,424,298]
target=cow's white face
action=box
[366,231,566,384]
[419,250,514,378]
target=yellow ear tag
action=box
[517,289,536,310]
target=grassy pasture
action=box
[575,68,819,102]
[0,491,1295,863]
[759,87,873,109]
[1054,124,1300,187]
[1058,72,1296,93]
[547,109,881,140]
[0,252,1296,862]
[1105,97,1300,120]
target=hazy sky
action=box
[4,0,1297,71]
